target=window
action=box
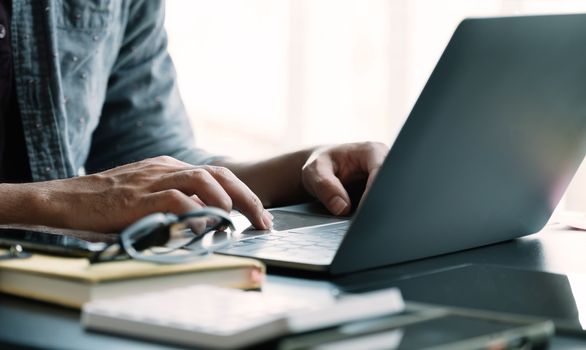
[166,0,586,210]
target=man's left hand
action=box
[301,142,389,216]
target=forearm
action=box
[215,148,317,208]
[2,155,276,233]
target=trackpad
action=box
[390,264,586,334]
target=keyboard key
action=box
[219,222,347,264]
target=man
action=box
[0,0,387,233]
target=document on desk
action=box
[82,285,405,350]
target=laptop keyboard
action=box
[217,222,350,265]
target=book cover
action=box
[0,251,265,308]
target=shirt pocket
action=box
[55,0,113,30]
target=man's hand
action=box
[301,142,389,216]
[14,156,272,233]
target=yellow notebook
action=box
[0,251,265,308]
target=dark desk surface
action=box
[1,222,586,349]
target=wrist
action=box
[216,148,316,207]
[0,182,67,228]
[0,183,42,225]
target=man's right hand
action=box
[3,156,272,233]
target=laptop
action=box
[217,13,586,275]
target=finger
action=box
[143,189,202,216]
[190,195,206,207]
[203,166,269,229]
[356,142,387,206]
[304,157,351,216]
[149,166,268,229]
[150,169,233,213]
[358,167,380,209]
[359,142,387,174]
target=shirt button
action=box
[0,25,6,39]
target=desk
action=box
[1,225,586,349]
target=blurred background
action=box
[165,0,586,211]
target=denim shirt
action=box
[12,0,218,181]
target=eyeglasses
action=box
[89,207,236,264]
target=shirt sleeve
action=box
[84,0,222,173]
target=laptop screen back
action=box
[332,14,586,274]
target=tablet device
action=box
[279,306,553,350]
[387,264,586,335]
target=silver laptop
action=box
[217,14,586,275]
